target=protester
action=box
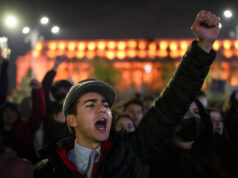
[123,98,144,127]
[34,10,220,178]
[113,114,135,133]
[149,100,229,178]
[0,133,33,178]
[42,55,73,146]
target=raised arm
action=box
[132,10,220,162]
[42,55,66,107]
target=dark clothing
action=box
[0,148,33,178]
[34,41,215,178]
[0,60,9,106]
[42,69,56,110]
[149,139,228,178]
[13,88,47,163]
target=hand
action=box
[53,55,67,71]
[191,10,220,53]
[30,79,42,90]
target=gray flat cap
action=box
[63,79,116,116]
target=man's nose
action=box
[96,103,106,112]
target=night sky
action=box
[0,0,237,87]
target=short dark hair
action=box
[123,98,144,111]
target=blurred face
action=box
[184,102,200,119]
[125,104,143,127]
[210,111,223,135]
[114,117,135,133]
[68,92,112,149]
[2,107,18,125]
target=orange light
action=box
[127,40,137,49]
[157,50,168,58]
[170,51,179,58]
[159,41,168,50]
[148,50,156,59]
[223,40,231,50]
[116,51,126,59]
[68,42,76,51]
[213,41,220,50]
[234,40,238,49]
[107,41,116,50]
[138,50,147,58]
[88,42,96,50]
[86,51,95,60]
[170,42,178,51]
[56,50,65,56]
[58,42,66,50]
[106,51,115,60]
[235,50,238,57]
[48,42,57,50]
[96,50,106,58]
[35,42,42,51]
[97,41,106,50]
[66,52,75,59]
[223,50,233,58]
[148,42,157,51]
[127,50,137,58]
[77,42,86,50]
[180,41,189,50]
[47,50,56,58]
[117,41,126,50]
[76,51,85,59]
[33,51,39,57]
[138,41,147,50]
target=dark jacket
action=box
[34,41,216,178]
[0,148,33,178]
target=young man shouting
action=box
[34,10,220,178]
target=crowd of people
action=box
[0,10,238,178]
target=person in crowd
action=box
[149,100,229,178]
[0,56,9,106]
[42,55,73,146]
[0,102,21,148]
[34,10,220,178]
[207,107,224,135]
[0,79,46,163]
[113,114,135,133]
[42,55,72,108]
[207,107,238,178]
[0,133,33,178]
[224,89,238,145]
[43,103,69,145]
[123,98,144,127]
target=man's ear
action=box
[67,114,78,128]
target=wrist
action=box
[197,41,213,53]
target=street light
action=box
[223,9,238,38]
[224,10,233,18]
[51,26,60,34]
[40,17,49,25]
[4,15,18,28]
[22,27,30,34]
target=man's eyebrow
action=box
[83,99,97,104]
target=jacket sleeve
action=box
[130,41,216,162]
[28,87,47,133]
[0,60,9,105]
[42,70,56,108]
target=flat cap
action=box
[63,79,116,116]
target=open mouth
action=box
[95,118,107,130]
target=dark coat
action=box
[34,41,216,178]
